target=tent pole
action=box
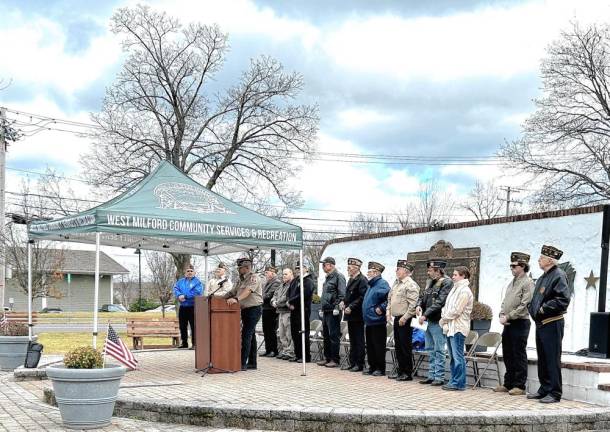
[299,249,306,376]
[93,232,100,348]
[27,240,32,341]
[204,252,209,287]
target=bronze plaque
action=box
[406,240,481,299]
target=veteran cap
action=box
[320,257,336,265]
[541,245,563,260]
[397,260,415,272]
[426,259,447,269]
[368,261,385,273]
[236,257,252,267]
[347,258,363,267]
[510,252,530,264]
[265,266,278,273]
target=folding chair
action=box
[309,319,324,361]
[464,331,479,355]
[385,323,394,374]
[339,321,351,367]
[465,332,502,389]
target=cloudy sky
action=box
[0,0,608,241]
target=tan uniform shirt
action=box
[205,277,233,297]
[225,271,263,309]
[500,273,534,321]
[387,276,420,319]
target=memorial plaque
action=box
[407,240,481,299]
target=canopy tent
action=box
[26,161,309,374]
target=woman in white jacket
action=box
[439,266,474,391]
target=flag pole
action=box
[102,321,110,368]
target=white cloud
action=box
[323,0,610,82]
[0,9,120,97]
[336,108,397,129]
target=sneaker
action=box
[508,388,525,396]
[325,361,338,368]
[316,360,329,366]
[260,352,271,357]
[388,372,399,380]
[396,374,412,382]
[340,364,352,371]
[419,378,434,385]
[526,393,545,400]
[372,370,385,377]
[493,385,509,393]
[430,380,444,386]
[349,365,363,372]
[276,354,287,360]
[539,395,560,404]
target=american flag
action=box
[103,324,138,370]
[0,314,7,329]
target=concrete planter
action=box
[47,364,126,430]
[0,335,35,371]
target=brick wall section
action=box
[322,205,605,252]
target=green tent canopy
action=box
[29,161,303,254]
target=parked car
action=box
[40,307,63,313]
[99,304,128,313]
[145,305,176,313]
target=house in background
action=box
[5,249,129,312]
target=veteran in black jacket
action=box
[340,257,368,371]
[287,263,315,362]
[527,245,570,404]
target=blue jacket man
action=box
[173,265,204,348]
[362,261,390,376]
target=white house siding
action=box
[319,210,605,352]
[5,274,113,312]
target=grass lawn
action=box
[38,332,175,354]
[34,311,173,323]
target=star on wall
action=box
[584,270,600,289]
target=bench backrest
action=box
[4,312,39,324]
[126,317,179,336]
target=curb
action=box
[42,388,610,432]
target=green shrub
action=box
[471,301,493,321]
[311,293,321,304]
[129,298,160,312]
[64,346,103,369]
[0,321,28,336]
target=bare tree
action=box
[501,22,610,207]
[81,5,318,274]
[415,179,454,227]
[145,251,175,317]
[115,271,137,307]
[461,180,503,220]
[3,182,65,300]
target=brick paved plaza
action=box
[11,350,610,431]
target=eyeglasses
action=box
[509,264,520,268]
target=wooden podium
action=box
[194,296,241,373]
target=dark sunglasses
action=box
[509,264,521,268]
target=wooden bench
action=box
[4,312,40,326]
[126,317,180,350]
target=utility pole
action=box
[0,107,6,309]
[499,186,523,217]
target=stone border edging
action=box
[42,388,610,432]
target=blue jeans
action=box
[447,332,466,389]
[425,321,446,381]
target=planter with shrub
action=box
[0,321,35,371]
[470,301,493,352]
[46,346,126,430]
[310,293,322,321]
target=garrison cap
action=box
[541,245,563,260]
[426,259,447,269]
[397,260,414,272]
[510,252,530,264]
[347,258,363,267]
[368,261,385,273]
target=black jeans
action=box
[394,316,413,375]
[535,319,564,400]
[322,312,341,362]
[502,319,530,390]
[262,309,278,354]
[365,324,387,373]
[347,320,365,368]
[241,306,262,368]
[178,305,195,347]
[290,308,311,361]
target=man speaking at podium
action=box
[225,258,264,371]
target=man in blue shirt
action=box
[173,264,204,349]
